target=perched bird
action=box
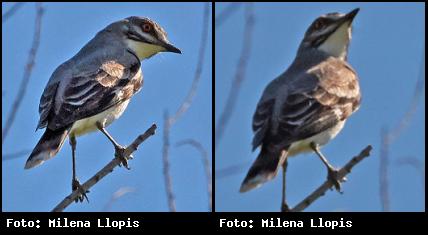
[25,16,181,201]
[240,9,361,209]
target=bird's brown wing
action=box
[40,59,142,131]
[255,58,361,149]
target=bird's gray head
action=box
[298,8,359,60]
[108,16,181,60]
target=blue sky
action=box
[215,2,425,211]
[2,2,212,212]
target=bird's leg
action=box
[96,122,132,169]
[281,152,290,212]
[310,142,344,193]
[69,136,89,203]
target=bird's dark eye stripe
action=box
[313,18,334,30]
[127,31,150,43]
[127,32,140,41]
[312,35,327,47]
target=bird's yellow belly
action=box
[70,100,130,137]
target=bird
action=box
[240,8,361,210]
[25,16,181,202]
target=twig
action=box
[162,111,176,212]
[102,186,136,212]
[215,2,242,28]
[386,49,425,144]
[169,2,210,125]
[161,3,210,212]
[378,48,424,211]
[2,149,32,161]
[396,157,425,188]
[2,2,25,23]
[290,145,372,212]
[52,124,156,212]
[215,3,255,150]
[176,139,212,212]
[2,3,43,144]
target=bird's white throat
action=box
[318,23,351,60]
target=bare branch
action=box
[162,111,176,212]
[102,186,136,212]
[215,2,242,28]
[2,2,25,23]
[215,3,255,150]
[2,3,43,144]
[2,149,32,161]
[386,49,425,144]
[290,145,372,212]
[396,157,425,188]
[161,3,210,212]
[169,2,210,125]
[52,124,156,212]
[378,48,424,211]
[176,139,212,212]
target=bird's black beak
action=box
[162,41,182,54]
[343,8,359,23]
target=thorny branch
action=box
[289,145,373,212]
[52,124,156,212]
[161,3,210,212]
[2,3,43,145]
[176,139,212,212]
[215,3,255,151]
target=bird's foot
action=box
[72,178,89,203]
[327,167,345,193]
[114,145,133,170]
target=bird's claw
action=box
[72,178,90,203]
[114,145,131,170]
[327,168,344,193]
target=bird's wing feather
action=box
[37,82,60,129]
[43,58,141,130]
[252,78,283,150]
[254,58,360,148]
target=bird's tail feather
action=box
[25,127,70,169]
[240,146,287,193]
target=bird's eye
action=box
[313,20,323,30]
[142,23,152,33]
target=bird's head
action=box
[120,16,181,60]
[298,8,359,60]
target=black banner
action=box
[1,212,426,233]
